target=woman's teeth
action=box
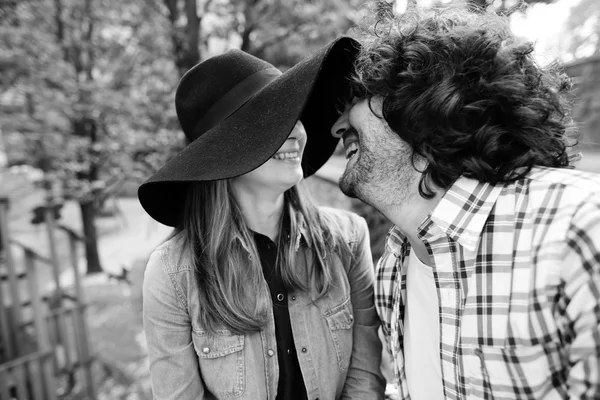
[345,142,358,159]
[273,151,299,160]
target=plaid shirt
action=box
[376,166,600,400]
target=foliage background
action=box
[4,0,597,274]
[0,0,366,272]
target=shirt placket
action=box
[391,264,404,380]
[391,247,410,399]
[421,231,464,400]
[239,235,279,399]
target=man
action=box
[331,3,600,400]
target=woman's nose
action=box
[289,121,307,141]
[330,107,351,139]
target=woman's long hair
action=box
[176,179,351,334]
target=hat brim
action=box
[139,37,359,227]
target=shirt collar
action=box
[427,176,503,251]
[385,176,504,254]
[275,212,309,251]
[235,211,310,252]
[385,225,406,258]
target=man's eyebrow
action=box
[334,95,351,115]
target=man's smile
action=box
[342,129,359,160]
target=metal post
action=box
[0,197,23,359]
[0,197,14,361]
[25,250,57,400]
[66,231,96,398]
[43,183,63,305]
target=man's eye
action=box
[334,97,350,116]
[349,84,366,100]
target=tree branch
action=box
[240,25,254,52]
[202,0,215,14]
[239,0,258,53]
[163,0,188,75]
[164,0,179,23]
[496,0,527,16]
[84,0,95,81]
[184,0,200,67]
[251,22,307,56]
[53,0,69,61]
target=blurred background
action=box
[0,0,598,398]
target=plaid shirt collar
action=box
[387,176,503,252]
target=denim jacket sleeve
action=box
[143,248,206,400]
[341,215,386,399]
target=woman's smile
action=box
[272,151,301,163]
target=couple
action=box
[139,5,600,400]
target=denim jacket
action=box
[142,207,385,400]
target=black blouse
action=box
[253,232,308,400]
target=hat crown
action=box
[175,49,277,141]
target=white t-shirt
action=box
[403,250,445,400]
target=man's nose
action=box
[330,108,350,139]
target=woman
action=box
[139,37,385,400]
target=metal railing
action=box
[0,197,95,399]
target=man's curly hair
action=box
[353,2,578,198]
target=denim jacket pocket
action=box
[192,330,246,398]
[324,297,354,372]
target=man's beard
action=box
[338,144,419,210]
[338,150,375,202]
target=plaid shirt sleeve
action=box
[563,192,600,399]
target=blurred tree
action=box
[162,0,202,76]
[1,0,369,274]
[393,0,556,14]
[54,0,106,273]
[231,0,363,67]
[461,0,555,14]
[563,0,599,59]
[0,0,182,273]
[159,0,366,75]
[153,0,365,153]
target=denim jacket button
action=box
[301,347,307,353]
[291,296,296,301]
[202,347,210,354]
[267,349,275,357]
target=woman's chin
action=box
[275,173,303,193]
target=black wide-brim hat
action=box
[138,36,360,227]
